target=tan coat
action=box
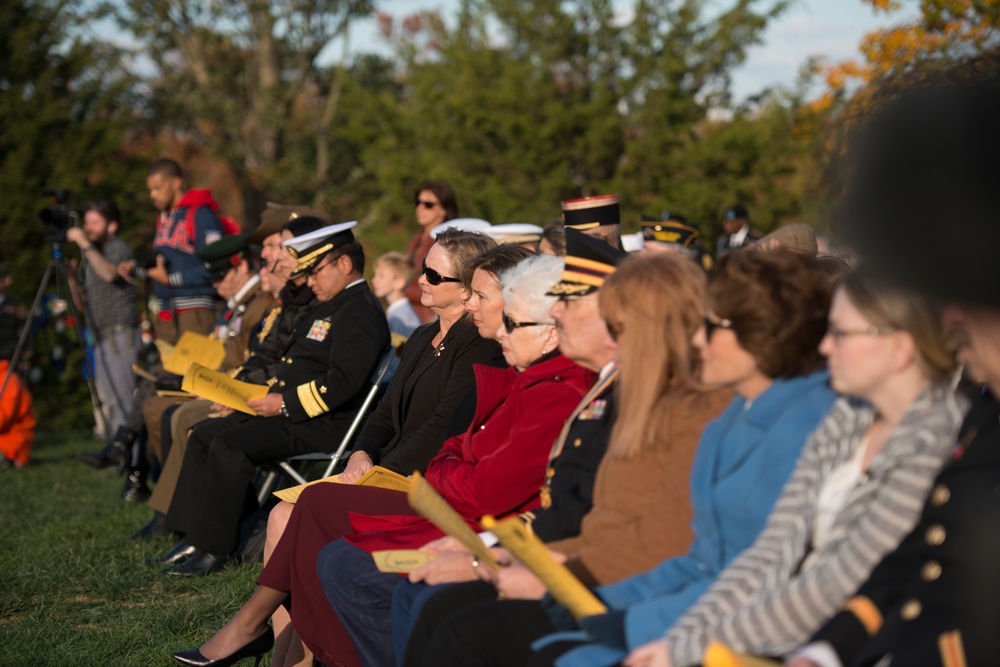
[549,386,734,586]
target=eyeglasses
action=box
[703,315,735,340]
[826,325,882,342]
[415,199,440,210]
[604,318,623,341]
[306,258,335,277]
[502,311,554,334]
[422,259,462,286]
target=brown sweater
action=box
[549,386,734,586]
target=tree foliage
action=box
[108,0,375,221]
[0,0,146,427]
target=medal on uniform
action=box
[307,318,331,341]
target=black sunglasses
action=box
[415,199,439,210]
[422,259,462,286]
[703,315,735,340]
[502,311,553,334]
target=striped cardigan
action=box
[665,384,967,666]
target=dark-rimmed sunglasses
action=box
[415,199,439,210]
[422,259,462,286]
[703,315,734,340]
[502,311,553,334]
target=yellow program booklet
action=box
[702,642,781,667]
[164,331,226,375]
[407,472,501,570]
[372,549,437,573]
[181,362,268,414]
[273,465,410,504]
[482,515,607,620]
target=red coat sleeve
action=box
[424,380,584,520]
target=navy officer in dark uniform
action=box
[158,220,390,576]
[789,65,1000,667]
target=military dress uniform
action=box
[531,369,619,541]
[809,389,1000,667]
[164,222,389,564]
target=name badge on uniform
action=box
[307,319,331,342]
[578,398,606,421]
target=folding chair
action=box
[255,347,395,503]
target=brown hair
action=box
[414,180,459,221]
[840,268,956,383]
[709,248,831,379]
[373,251,415,284]
[460,243,534,290]
[432,229,497,280]
[601,254,708,458]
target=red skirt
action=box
[257,482,416,667]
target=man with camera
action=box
[65,198,140,449]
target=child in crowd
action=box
[372,251,423,339]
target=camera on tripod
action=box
[38,189,78,243]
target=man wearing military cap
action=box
[561,194,623,249]
[640,213,713,271]
[139,234,273,489]
[715,204,761,256]
[133,212,324,540]
[159,220,390,576]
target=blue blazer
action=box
[550,371,837,667]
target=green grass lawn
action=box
[0,430,264,666]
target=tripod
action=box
[0,241,111,447]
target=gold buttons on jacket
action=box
[926,524,946,546]
[573,438,582,448]
[930,484,951,506]
[921,560,942,582]
[900,600,922,620]
[279,381,286,387]
[286,358,293,364]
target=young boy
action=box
[371,251,422,340]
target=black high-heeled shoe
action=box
[171,627,274,666]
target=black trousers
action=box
[164,412,316,554]
[415,590,559,667]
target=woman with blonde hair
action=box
[400,253,734,667]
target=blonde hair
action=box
[373,251,415,283]
[840,268,957,383]
[600,254,707,458]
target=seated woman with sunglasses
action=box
[620,269,966,667]
[525,249,838,667]
[172,254,595,667]
[397,252,735,667]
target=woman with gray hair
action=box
[172,254,596,667]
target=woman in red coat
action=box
[172,254,595,667]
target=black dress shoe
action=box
[149,540,197,565]
[171,627,274,666]
[121,469,151,502]
[162,550,230,577]
[75,443,120,470]
[131,511,174,540]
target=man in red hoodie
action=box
[119,158,227,344]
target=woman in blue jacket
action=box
[519,249,839,667]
